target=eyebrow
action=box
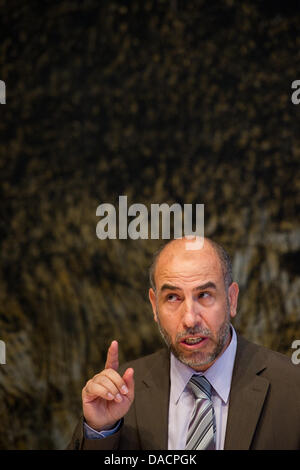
[159,282,217,293]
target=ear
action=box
[149,288,158,322]
[228,282,239,319]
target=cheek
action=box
[203,304,228,330]
[159,310,180,336]
[214,305,230,327]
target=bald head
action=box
[149,237,233,293]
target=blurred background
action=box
[0,0,299,449]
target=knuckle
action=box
[92,371,102,380]
[84,379,92,390]
[88,379,96,390]
[83,384,90,396]
[93,371,106,383]
[103,369,118,382]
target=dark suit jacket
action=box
[68,335,300,450]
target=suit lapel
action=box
[135,348,170,450]
[224,335,270,450]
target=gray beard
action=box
[156,307,231,369]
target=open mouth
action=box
[180,336,208,348]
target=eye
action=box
[167,294,179,302]
[199,292,210,298]
[198,291,214,305]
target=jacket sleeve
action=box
[66,415,121,450]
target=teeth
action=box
[185,338,203,344]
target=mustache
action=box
[176,326,212,341]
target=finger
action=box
[83,380,116,402]
[95,374,125,402]
[95,369,129,396]
[105,340,119,371]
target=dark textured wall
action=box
[0,0,299,449]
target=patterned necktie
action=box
[185,375,216,450]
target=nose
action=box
[181,298,202,329]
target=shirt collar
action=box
[170,325,237,405]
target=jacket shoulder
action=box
[237,335,300,385]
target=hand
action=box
[82,340,134,431]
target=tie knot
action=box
[189,375,212,400]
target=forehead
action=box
[155,241,223,288]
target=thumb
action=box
[122,367,134,400]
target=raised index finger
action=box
[105,340,119,371]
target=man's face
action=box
[149,239,239,371]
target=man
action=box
[68,237,300,450]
